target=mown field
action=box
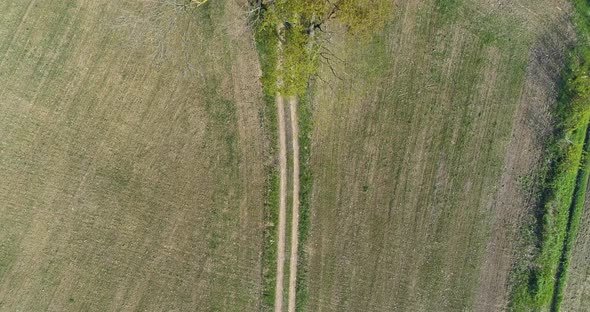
[0,0,268,311]
[2,0,588,311]
[303,0,577,311]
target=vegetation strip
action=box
[510,1,590,310]
[553,125,590,310]
[250,1,391,310]
[275,23,288,312]
[551,2,590,309]
[275,93,288,312]
[288,96,301,312]
[255,17,281,312]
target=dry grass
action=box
[0,0,268,311]
[302,0,575,311]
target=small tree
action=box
[250,0,392,95]
[252,0,391,33]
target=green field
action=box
[302,0,576,311]
[0,0,268,311]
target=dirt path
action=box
[287,96,300,312]
[274,24,301,312]
[274,95,301,312]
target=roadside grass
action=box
[509,1,590,309]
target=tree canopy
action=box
[252,0,392,95]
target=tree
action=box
[252,0,391,33]
[250,0,392,95]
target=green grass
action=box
[261,169,280,310]
[254,22,281,311]
[508,121,588,311]
[551,1,590,308]
[553,124,590,310]
[509,56,590,312]
[509,2,590,310]
[550,3,590,309]
[295,83,313,312]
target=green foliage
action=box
[553,133,590,310]
[557,51,590,132]
[256,25,280,97]
[510,99,589,312]
[281,25,318,96]
[510,61,590,312]
[253,0,391,96]
[508,2,590,309]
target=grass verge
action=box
[552,124,590,310]
[295,82,313,312]
[255,24,281,311]
[510,2,590,310]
